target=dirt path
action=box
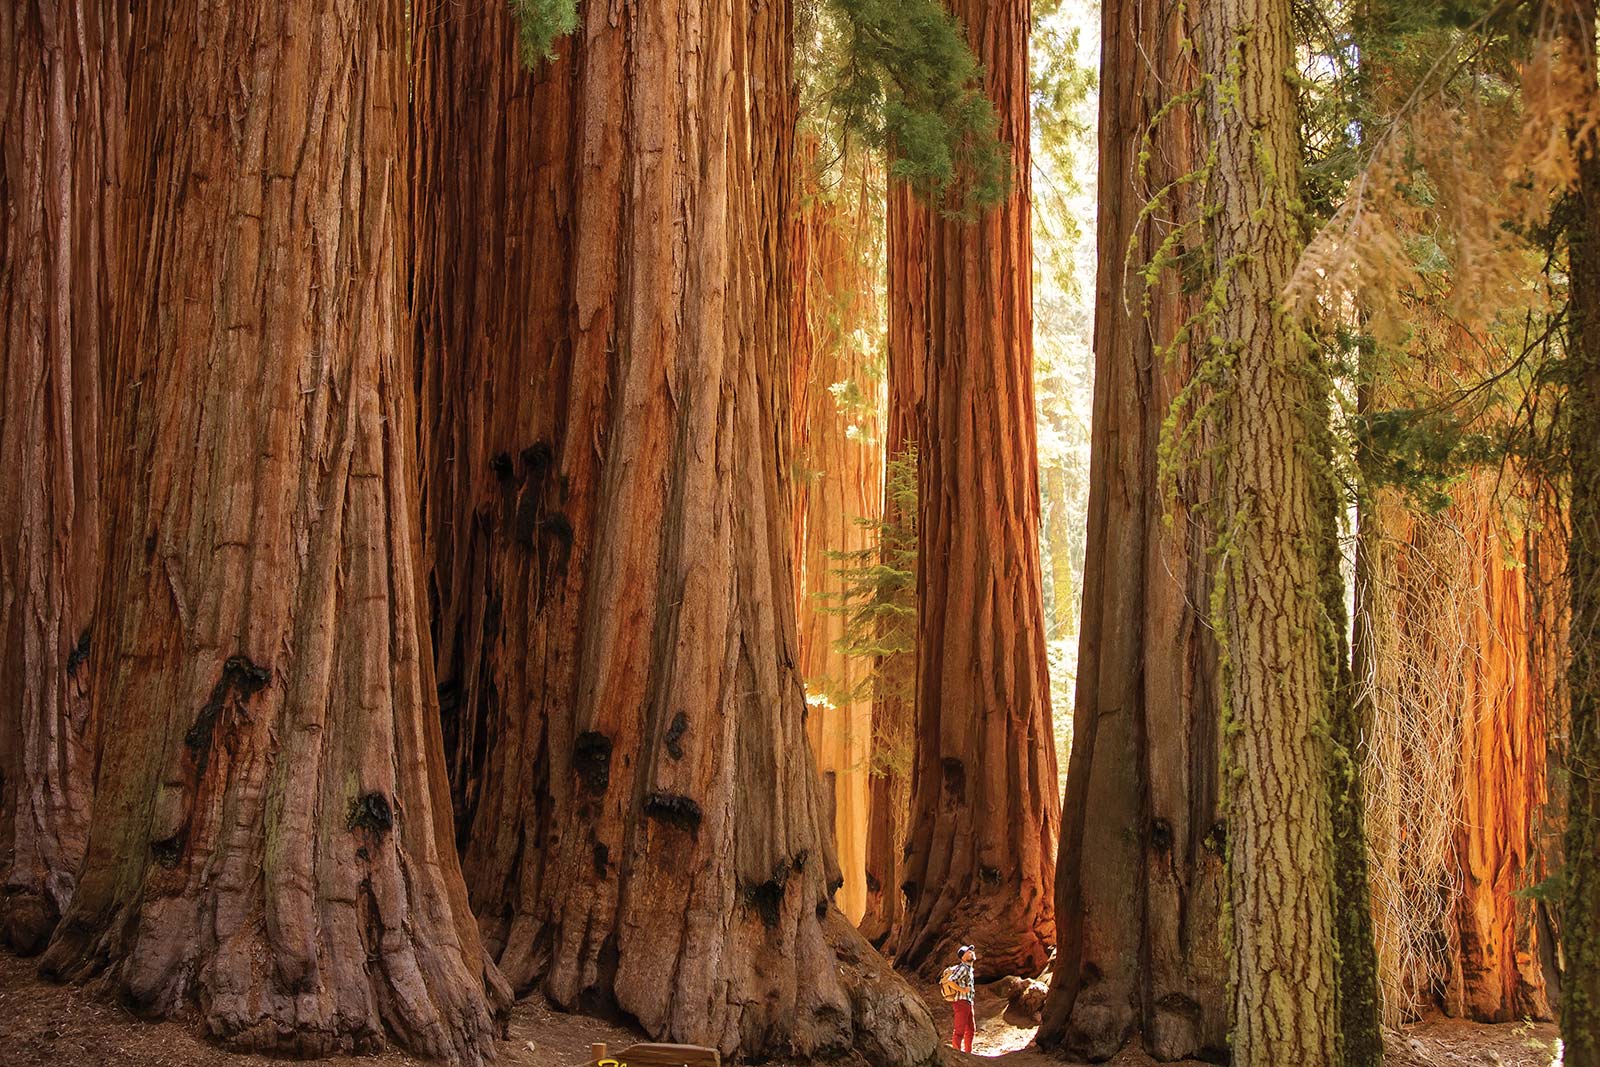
[0,953,1562,1067]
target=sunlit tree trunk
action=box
[0,0,122,955]
[35,2,506,1062]
[411,4,940,1063]
[860,182,925,948]
[1036,0,1228,1058]
[1041,462,1077,637]
[1445,497,1555,1022]
[1201,0,1339,1061]
[893,0,1060,981]
[791,150,885,926]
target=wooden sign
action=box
[589,1041,720,1067]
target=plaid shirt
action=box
[950,961,975,1002]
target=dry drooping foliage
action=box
[1288,31,1600,336]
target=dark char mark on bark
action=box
[642,791,702,833]
[185,655,271,777]
[574,731,613,794]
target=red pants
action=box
[952,999,975,1053]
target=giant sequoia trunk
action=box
[411,4,939,1063]
[860,182,925,949]
[36,3,506,1062]
[893,0,1060,980]
[1036,0,1228,1058]
[1201,0,1339,1062]
[0,0,121,955]
[791,154,885,926]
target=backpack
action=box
[939,964,964,1002]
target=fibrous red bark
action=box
[1451,500,1555,1021]
[37,2,506,1062]
[892,0,1061,981]
[1036,0,1228,1059]
[411,3,939,1062]
[0,0,122,955]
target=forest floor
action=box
[0,952,1561,1067]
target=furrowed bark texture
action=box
[1037,0,1227,1059]
[1566,4,1600,1061]
[36,2,505,1062]
[0,0,121,955]
[894,0,1061,980]
[412,4,940,1063]
[791,151,886,926]
[1201,0,1339,1062]
[860,182,925,950]
[1448,498,1554,1022]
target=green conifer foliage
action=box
[815,446,918,726]
[509,0,577,62]
[508,0,1009,213]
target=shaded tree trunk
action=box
[0,0,121,955]
[893,0,1060,981]
[1201,0,1339,1061]
[1036,0,1227,1060]
[1526,484,1569,1015]
[791,150,885,926]
[860,181,925,948]
[36,2,506,1062]
[411,4,940,1063]
[1565,4,1600,1062]
[1321,434,1383,1067]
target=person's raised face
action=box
[962,948,976,963]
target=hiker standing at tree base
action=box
[940,944,977,1052]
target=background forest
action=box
[3,0,1600,1067]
